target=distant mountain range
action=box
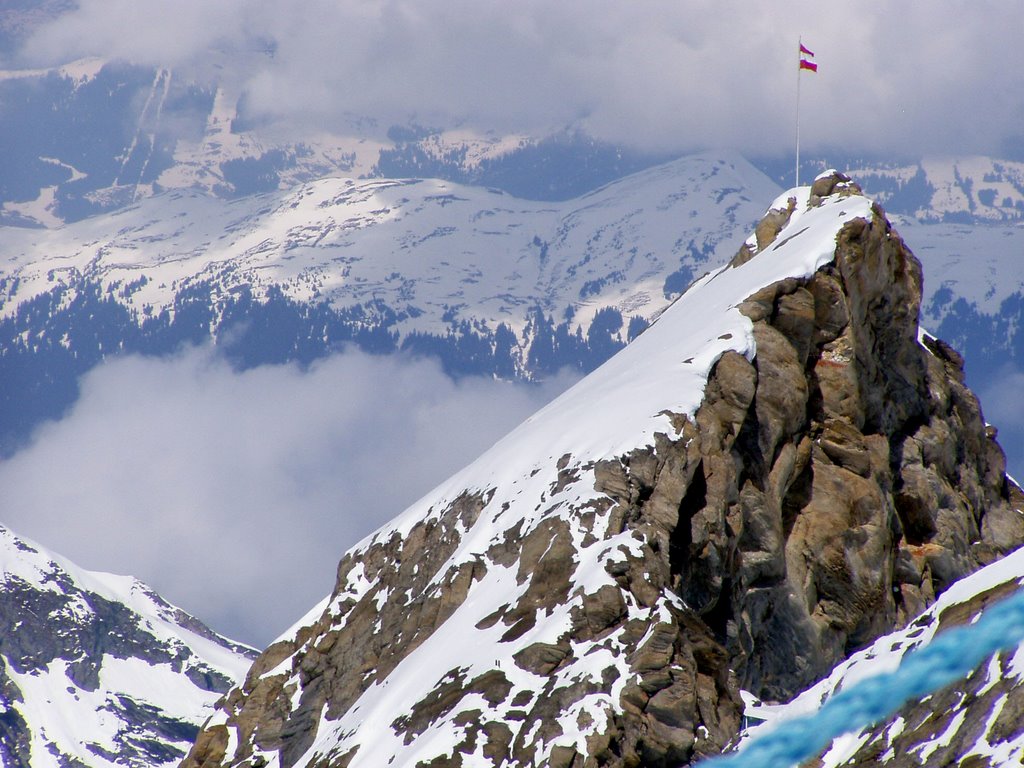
[2,146,1021,476]
[0,153,778,454]
[2,57,1024,227]
[0,57,673,227]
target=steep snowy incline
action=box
[0,523,257,768]
[377,183,871,500]
[182,173,1023,768]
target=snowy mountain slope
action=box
[851,156,1024,223]
[762,155,1024,224]
[0,152,778,453]
[0,58,218,226]
[739,536,1024,767]
[181,175,1023,768]
[895,217,1024,355]
[0,55,666,227]
[0,522,257,768]
[900,221,1024,316]
[0,152,771,335]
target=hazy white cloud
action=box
[0,347,578,647]
[20,0,1024,158]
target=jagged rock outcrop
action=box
[682,172,1024,701]
[182,173,1024,768]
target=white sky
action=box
[19,1,1024,159]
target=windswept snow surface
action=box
[0,524,256,768]
[229,181,874,768]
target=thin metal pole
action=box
[796,38,802,188]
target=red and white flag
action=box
[799,42,817,72]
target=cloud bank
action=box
[0,348,578,647]
[20,1,1024,159]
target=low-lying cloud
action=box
[0,347,579,647]
[20,1,1024,159]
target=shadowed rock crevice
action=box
[671,461,705,585]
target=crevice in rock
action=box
[894,492,938,546]
[671,461,706,583]
[636,482,654,508]
[733,409,764,492]
[780,460,813,540]
[702,575,734,647]
[888,420,935,546]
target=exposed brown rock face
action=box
[688,182,1022,702]
[181,176,1023,768]
[185,491,495,768]
[580,181,1022,711]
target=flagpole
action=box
[796,37,802,188]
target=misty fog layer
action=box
[0,347,579,646]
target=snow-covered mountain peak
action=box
[371,176,872,518]
[0,523,257,768]
[183,174,1022,768]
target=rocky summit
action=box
[182,173,1024,768]
[0,524,258,768]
